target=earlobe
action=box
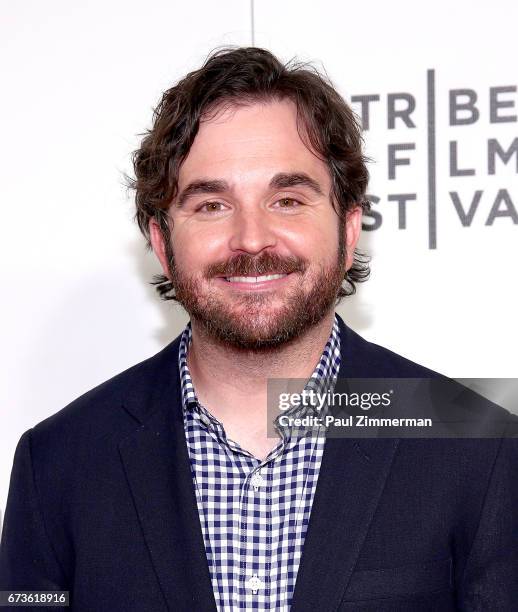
[344,206,363,269]
[149,218,170,278]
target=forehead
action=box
[178,98,331,188]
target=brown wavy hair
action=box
[128,46,371,300]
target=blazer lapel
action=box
[290,436,400,611]
[290,314,401,611]
[118,338,217,612]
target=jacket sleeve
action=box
[0,429,68,590]
[458,435,518,610]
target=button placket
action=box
[180,315,341,611]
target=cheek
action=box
[283,219,339,260]
[171,221,228,270]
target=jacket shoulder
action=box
[30,334,182,441]
[338,318,441,378]
[362,337,440,377]
[338,317,518,433]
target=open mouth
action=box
[216,272,293,289]
[223,273,287,283]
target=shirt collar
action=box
[178,314,341,437]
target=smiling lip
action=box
[215,272,293,290]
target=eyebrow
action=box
[174,172,325,208]
[269,172,324,196]
[175,179,229,208]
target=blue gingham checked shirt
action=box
[178,314,341,611]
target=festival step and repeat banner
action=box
[256,0,517,378]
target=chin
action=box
[196,311,315,351]
[212,330,300,351]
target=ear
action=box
[344,206,363,271]
[149,217,171,278]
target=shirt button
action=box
[199,413,211,427]
[250,471,265,490]
[246,573,264,594]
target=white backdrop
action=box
[1,0,517,522]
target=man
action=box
[1,47,517,611]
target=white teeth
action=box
[225,274,287,283]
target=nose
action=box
[227,206,278,254]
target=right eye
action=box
[196,201,225,213]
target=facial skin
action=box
[149,98,362,351]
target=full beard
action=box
[165,232,347,351]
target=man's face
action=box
[150,99,361,350]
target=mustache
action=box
[206,252,308,278]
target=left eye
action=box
[276,198,301,208]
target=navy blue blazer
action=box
[1,313,517,611]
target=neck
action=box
[190,311,334,387]
[185,311,336,460]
